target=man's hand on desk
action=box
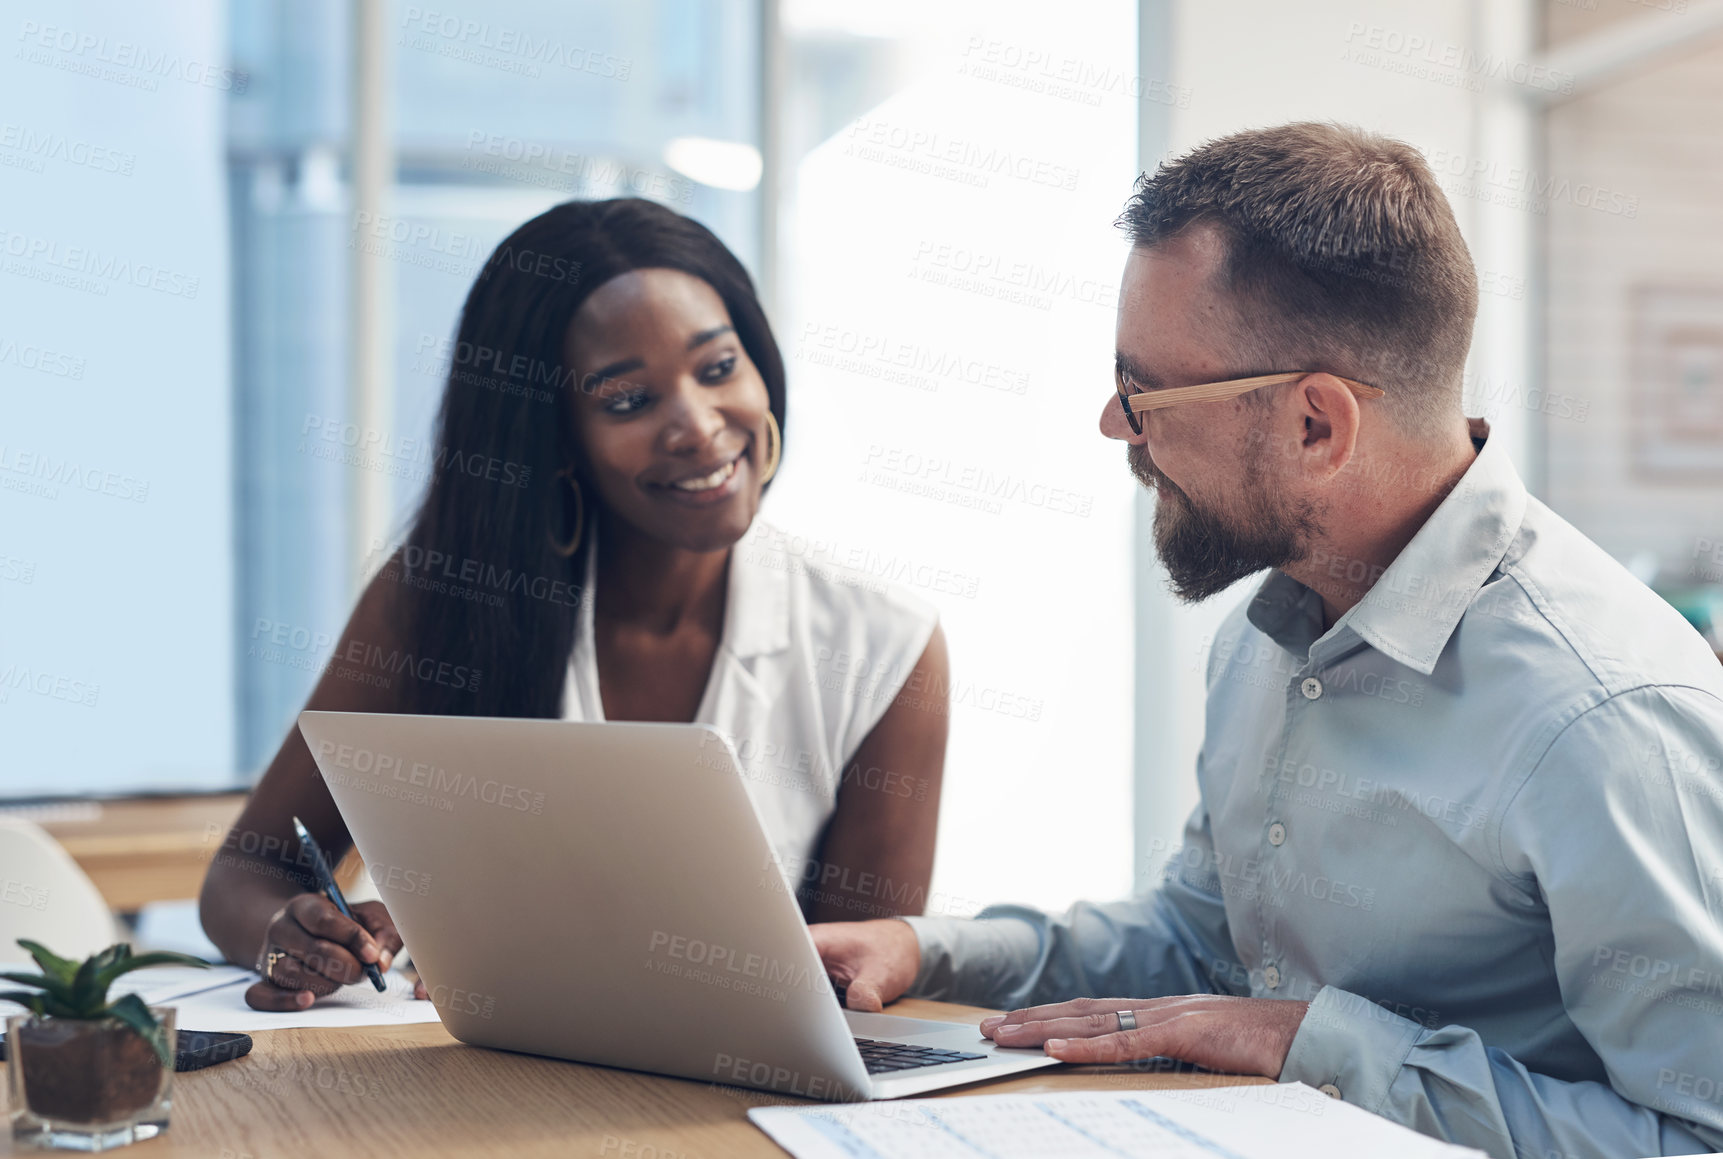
[245,895,428,1011]
[980,995,1311,1077]
[809,919,922,1012]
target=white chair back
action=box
[0,816,122,963]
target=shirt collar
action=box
[1247,418,1527,676]
[723,524,791,659]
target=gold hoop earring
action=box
[550,469,585,557]
[760,411,782,484]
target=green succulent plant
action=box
[2,939,209,1066]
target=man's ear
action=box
[1294,373,1360,480]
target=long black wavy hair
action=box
[393,198,787,719]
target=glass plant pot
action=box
[6,1008,175,1152]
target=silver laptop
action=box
[298,711,1059,1100]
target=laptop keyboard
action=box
[854,1037,987,1074]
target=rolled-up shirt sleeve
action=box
[902,797,1246,1010]
[1280,684,1723,1159]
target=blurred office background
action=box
[3,0,1721,944]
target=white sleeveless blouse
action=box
[560,521,940,876]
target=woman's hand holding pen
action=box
[244,896,426,1011]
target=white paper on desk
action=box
[0,961,251,1013]
[0,962,442,1032]
[155,969,443,1031]
[117,964,256,1004]
[749,1083,1488,1159]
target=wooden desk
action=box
[0,1000,1268,1158]
[24,795,247,912]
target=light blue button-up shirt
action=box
[905,426,1723,1159]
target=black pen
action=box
[292,816,387,992]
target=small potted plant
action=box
[4,939,208,1151]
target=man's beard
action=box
[1129,444,1323,603]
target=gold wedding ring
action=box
[264,949,290,984]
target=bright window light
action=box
[663,137,763,192]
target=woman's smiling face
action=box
[563,267,773,554]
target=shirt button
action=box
[1267,821,1286,847]
[1300,677,1323,700]
[1319,1083,1342,1099]
[1263,965,1281,989]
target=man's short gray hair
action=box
[1117,122,1479,436]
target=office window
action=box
[229,0,764,776]
[767,1,1140,912]
[1,0,761,797]
[2,0,235,795]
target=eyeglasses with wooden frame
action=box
[1114,366,1386,436]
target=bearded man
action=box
[812,122,1723,1159]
